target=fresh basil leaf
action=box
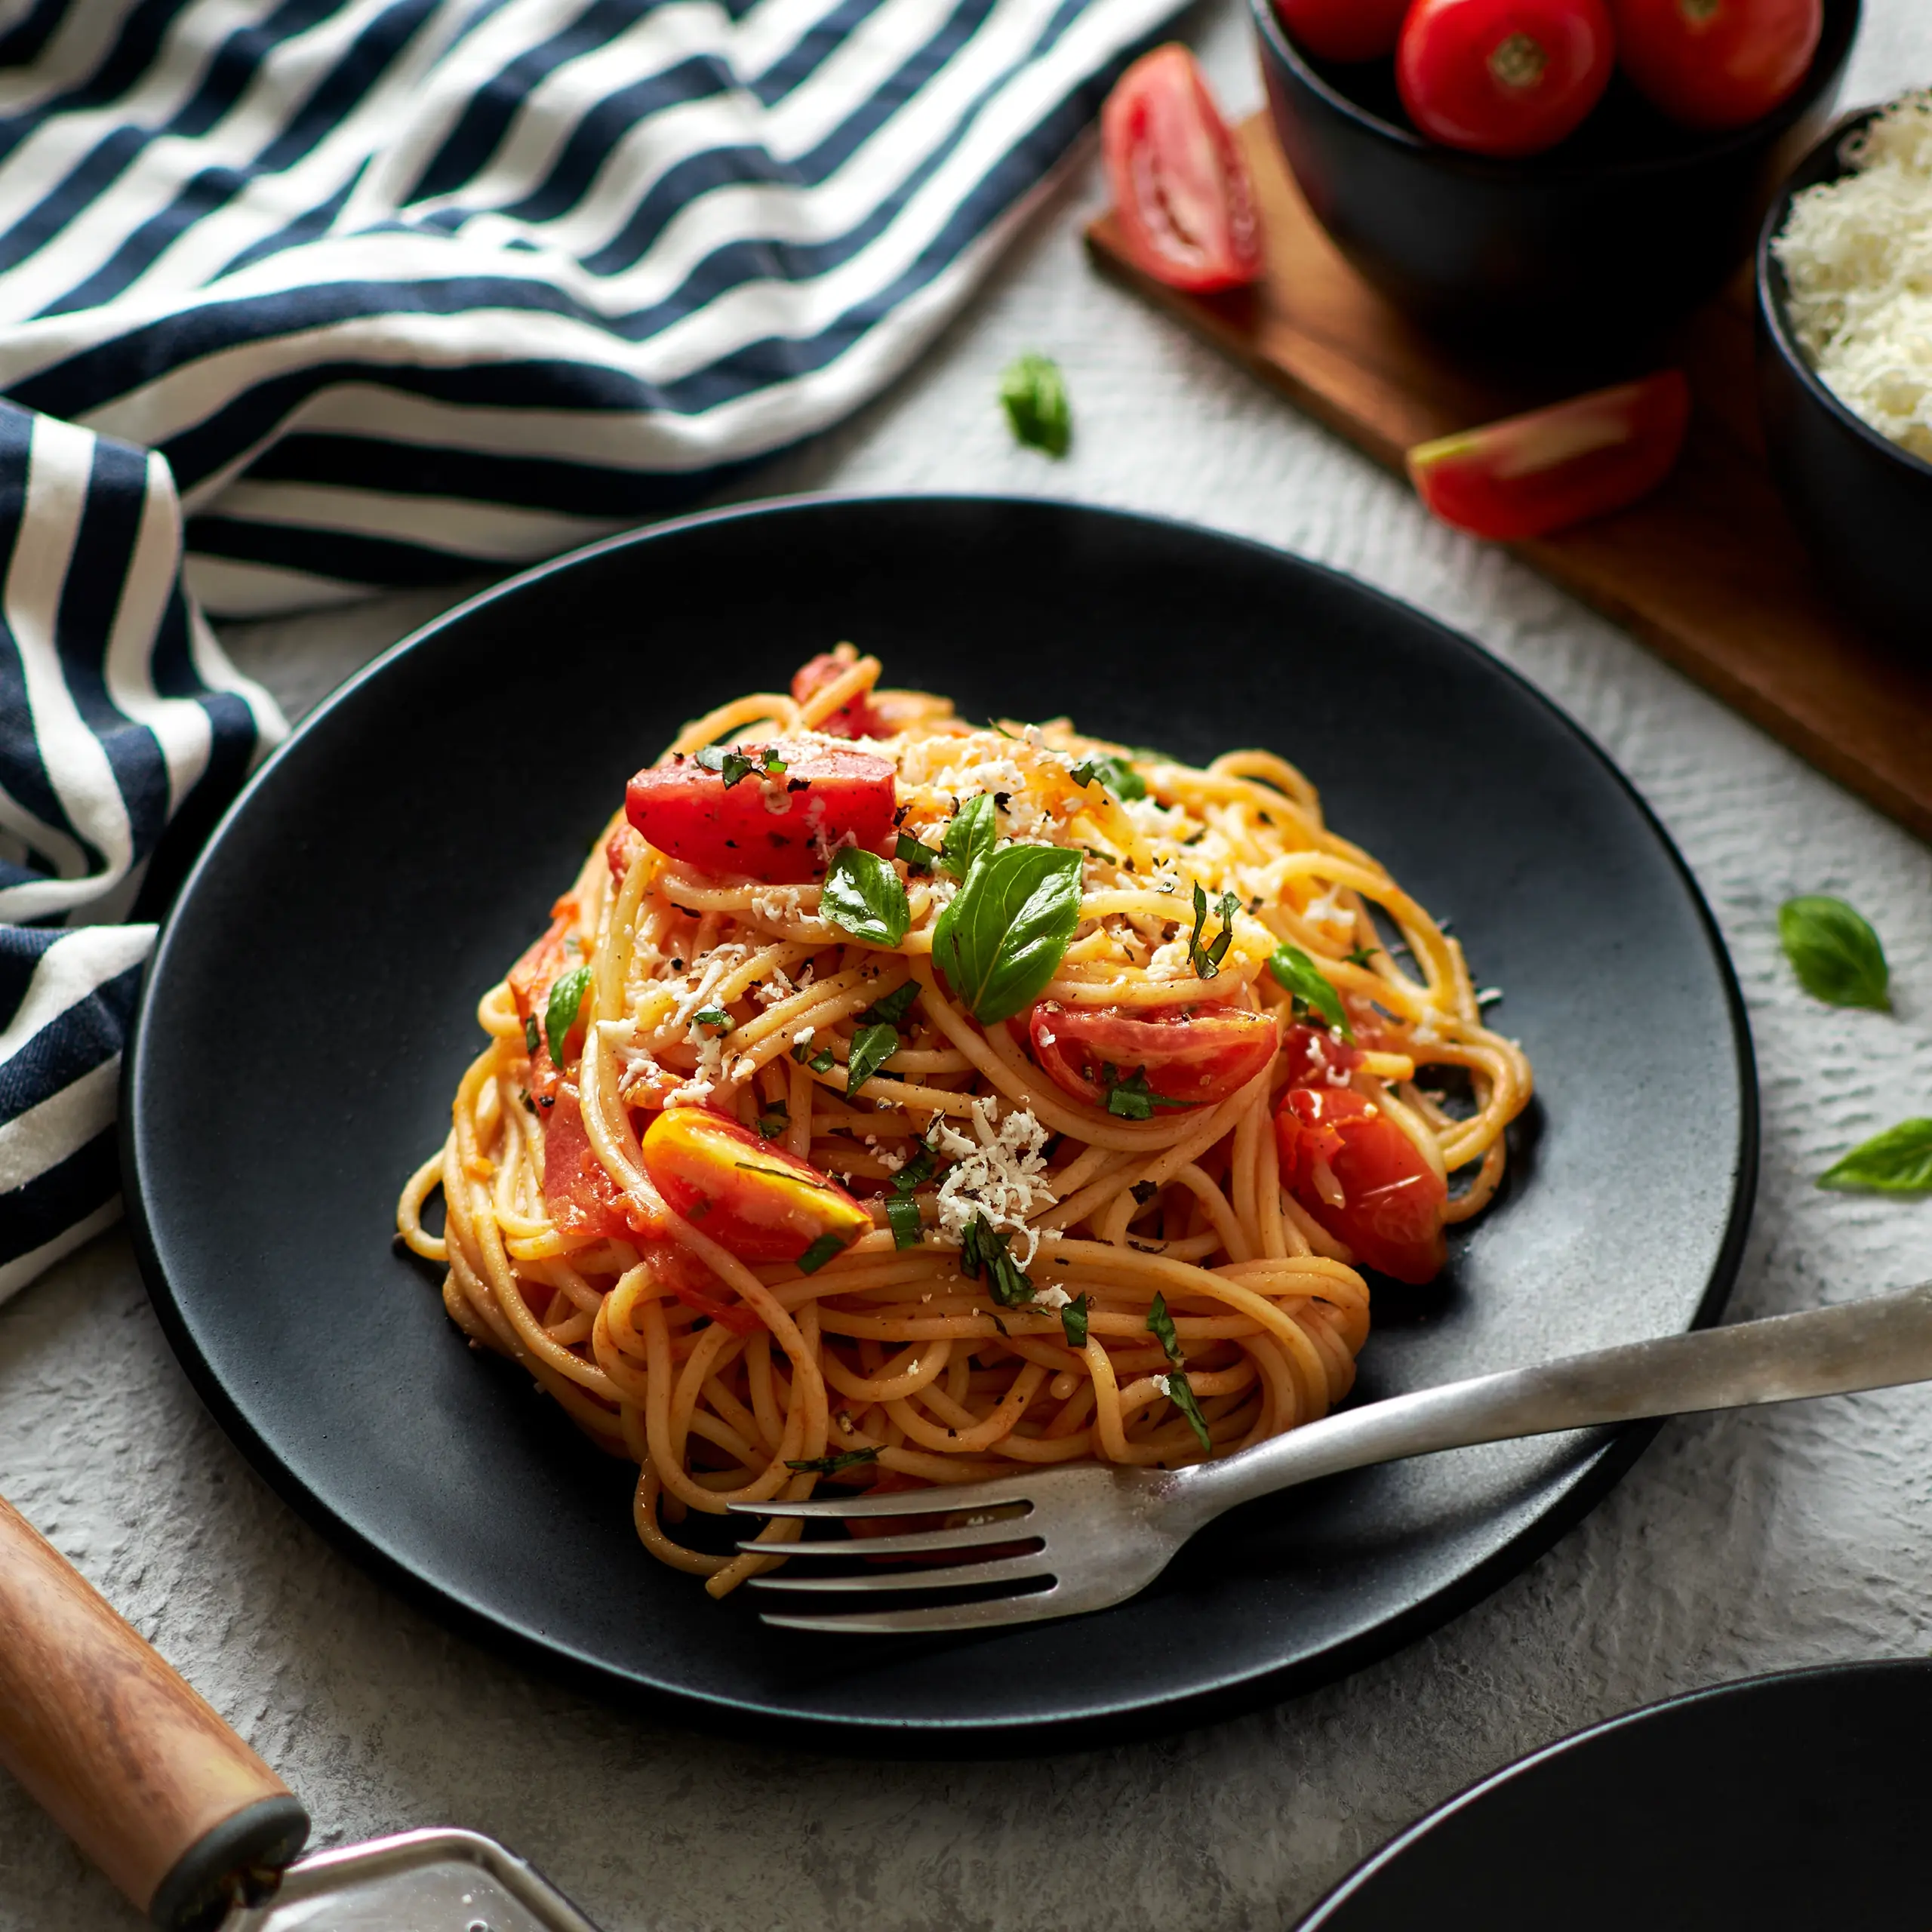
[960,1213,1035,1306]
[884,1192,923,1249]
[544,964,592,1066]
[1060,1291,1089,1350]
[932,844,1084,1024]
[1146,1290,1184,1369]
[755,1101,789,1140]
[893,1139,938,1193]
[694,743,760,789]
[1269,945,1352,1038]
[691,1007,734,1034]
[821,848,909,947]
[1067,752,1147,801]
[1186,884,1241,980]
[785,1446,879,1474]
[523,1014,542,1059]
[1817,1118,1932,1193]
[938,792,997,880]
[1163,1371,1212,1454]
[896,832,940,872]
[864,980,920,1026]
[1345,945,1380,968]
[998,352,1071,457]
[1105,1065,1189,1119]
[795,1232,851,1273]
[1779,896,1890,1011]
[845,1021,899,1095]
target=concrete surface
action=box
[4,2,1930,1924]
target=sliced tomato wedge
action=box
[625,742,897,884]
[542,1083,635,1241]
[638,1237,762,1334]
[1101,45,1263,294]
[792,652,886,739]
[1407,371,1691,542]
[639,1108,872,1264]
[1274,1086,1447,1284]
[1027,1001,1279,1112]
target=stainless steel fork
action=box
[728,1281,1932,1633]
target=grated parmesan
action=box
[1774,91,1932,463]
[931,1095,1056,1267]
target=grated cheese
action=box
[1775,91,1932,462]
[931,1095,1056,1266]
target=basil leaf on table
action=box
[998,352,1071,457]
[1779,895,1890,1011]
[1269,944,1353,1038]
[821,848,909,946]
[932,843,1084,1024]
[1817,1119,1932,1194]
[844,1021,899,1096]
[938,792,997,880]
[544,964,592,1066]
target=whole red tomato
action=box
[1274,0,1412,63]
[1398,0,1617,156]
[1610,0,1821,129]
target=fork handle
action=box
[1181,1282,1932,1519]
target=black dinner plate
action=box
[1297,1660,1932,1929]
[124,495,1755,1752]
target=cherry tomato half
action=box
[1027,1001,1280,1112]
[1406,369,1691,541]
[1273,0,1411,63]
[1275,1086,1448,1284]
[640,1108,872,1264]
[542,1082,635,1241]
[1609,0,1820,130]
[1280,1020,1365,1089]
[792,651,886,739]
[1101,44,1263,294]
[625,742,897,884]
[1398,0,1617,156]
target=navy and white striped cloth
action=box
[0,0,1178,1297]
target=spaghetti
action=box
[398,649,1534,1597]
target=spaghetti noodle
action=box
[398,649,1533,1596]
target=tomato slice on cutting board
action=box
[1406,370,1692,541]
[1101,45,1263,294]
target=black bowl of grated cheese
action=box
[1758,97,1932,656]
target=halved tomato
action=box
[1101,45,1263,294]
[1274,1086,1447,1284]
[1407,371,1691,542]
[1280,1020,1365,1089]
[639,1108,872,1264]
[792,652,885,739]
[625,742,897,884]
[638,1236,761,1334]
[542,1083,636,1240]
[1028,1001,1279,1112]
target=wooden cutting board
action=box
[1085,112,1932,845]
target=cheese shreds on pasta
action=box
[397,653,1534,1598]
[1775,91,1932,463]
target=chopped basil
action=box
[1779,895,1890,1011]
[808,1047,835,1075]
[785,1446,880,1474]
[694,743,764,789]
[1817,1118,1932,1193]
[795,1232,850,1273]
[894,1138,939,1193]
[821,848,910,947]
[544,964,592,1066]
[1060,1291,1089,1350]
[932,843,1084,1024]
[863,980,921,1026]
[1269,945,1353,1038]
[762,746,787,776]
[1186,883,1241,980]
[998,351,1071,457]
[523,1014,542,1059]
[755,1101,789,1140]
[691,1007,734,1033]
[734,1160,840,1192]
[1164,1370,1213,1454]
[845,1020,899,1095]
[961,1213,1035,1306]
[1105,1065,1189,1120]
[1345,945,1380,968]
[884,1191,923,1249]
[1067,752,1147,801]
[938,792,997,880]
[1131,1180,1159,1205]
[896,831,940,872]
[1146,1290,1184,1368]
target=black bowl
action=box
[1757,105,1932,657]
[1251,0,1859,351]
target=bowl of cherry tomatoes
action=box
[1254,0,1859,345]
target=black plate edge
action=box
[1293,1655,1929,1927]
[121,491,1760,1757]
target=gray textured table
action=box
[6,6,1931,1925]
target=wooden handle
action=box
[0,1494,309,1929]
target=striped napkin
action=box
[0,0,1180,1297]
